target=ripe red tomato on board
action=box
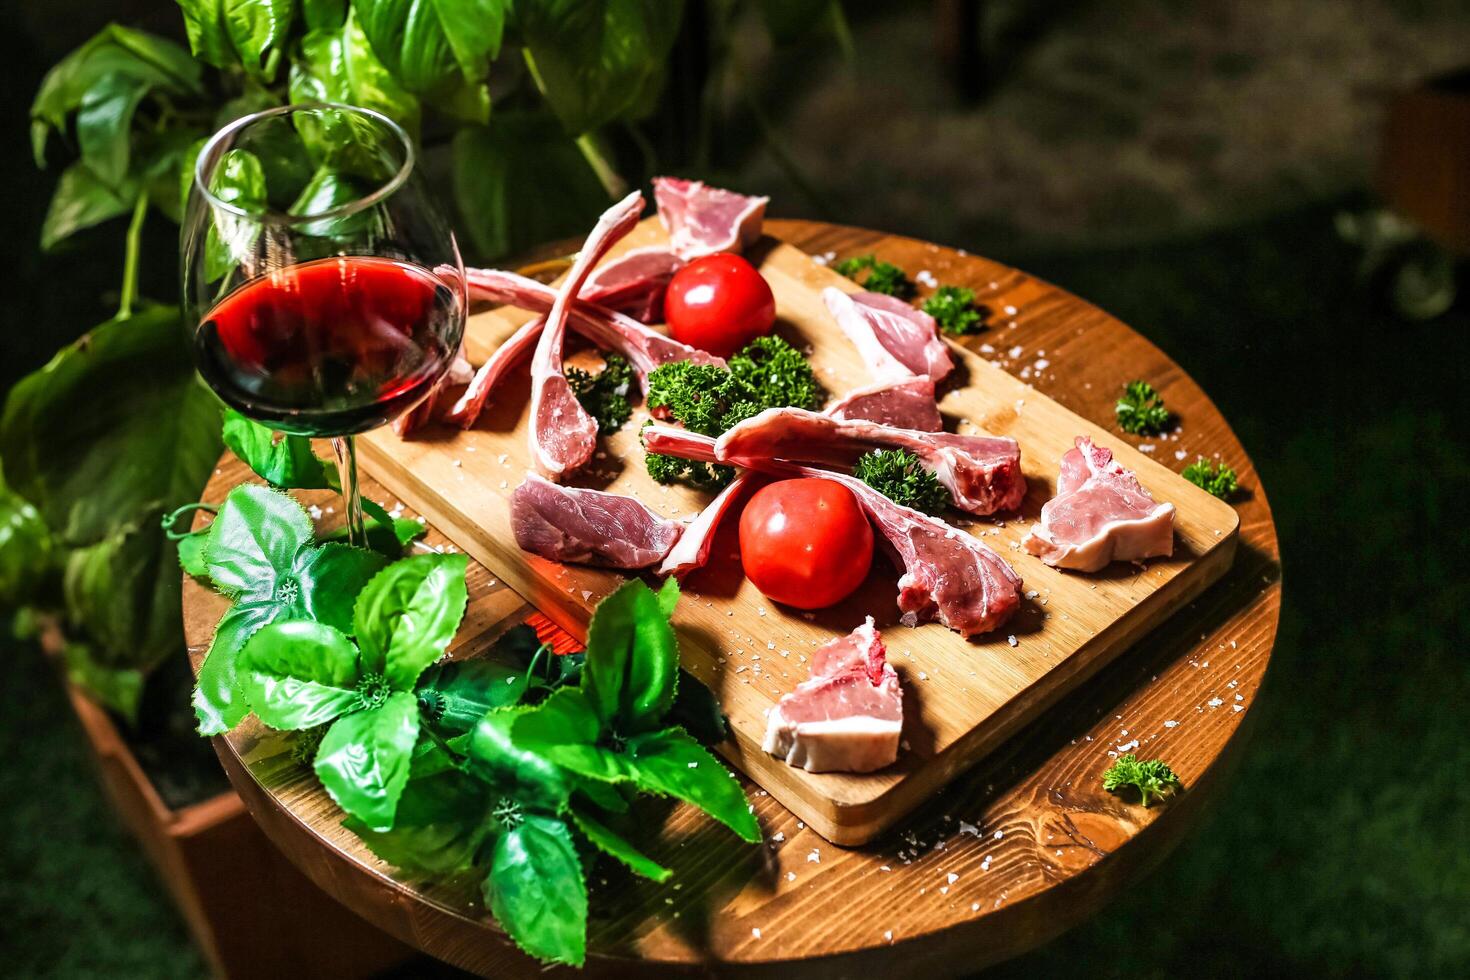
[738,478,873,609]
[664,254,776,358]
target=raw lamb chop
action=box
[641,425,1022,636]
[512,473,683,569]
[823,287,953,384]
[582,246,683,322]
[1023,437,1176,572]
[528,191,644,478]
[715,406,1027,515]
[656,472,755,579]
[653,177,769,258]
[762,617,903,773]
[827,376,943,432]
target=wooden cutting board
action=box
[358,219,1239,846]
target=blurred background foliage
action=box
[2,0,1469,977]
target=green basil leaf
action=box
[177,528,210,579]
[193,601,282,734]
[572,774,629,813]
[238,619,362,729]
[62,642,145,723]
[626,727,759,842]
[468,708,569,812]
[224,0,294,80]
[288,167,381,240]
[203,484,313,601]
[581,578,677,732]
[417,659,529,732]
[314,690,420,830]
[353,552,468,690]
[176,0,235,68]
[0,464,54,606]
[75,72,150,187]
[222,409,339,490]
[519,0,683,136]
[40,162,138,251]
[289,11,422,159]
[569,805,671,882]
[354,0,506,93]
[345,768,493,874]
[32,25,202,164]
[0,307,222,545]
[451,113,609,260]
[140,126,205,224]
[510,688,634,785]
[321,501,425,558]
[486,814,586,967]
[204,148,268,283]
[302,0,347,31]
[292,542,389,634]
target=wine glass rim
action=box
[193,102,415,225]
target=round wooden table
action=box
[184,220,1281,977]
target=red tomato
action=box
[738,479,873,609]
[664,254,776,358]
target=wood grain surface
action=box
[184,220,1282,977]
[355,219,1240,844]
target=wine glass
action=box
[181,103,466,547]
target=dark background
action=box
[3,1,1468,977]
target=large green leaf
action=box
[0,308,221,546]
[222,410,338,490]
[75,72,150,188]
[224,0,295,79]
[289,11,422,152]
[238,619,362,729]
[451,112,610,261]
[314,690,420,830]
[416,659,530,732]
[203,148,268,283]
[626,727,759,842]
[486,814,586,966]
[581,578,679,733]
[40,162,138,251]
[291,543,389,634]
[302,0,347,31]
[0,463,54,606]
[518,0,684,136]
[468,708,570,812]
[177,0,236,68]
[345,768,494,874]
[510,688,635,784]
[202,484,314,601]
[353,552,468,691]
[569,805,671,882]
[354,0,506,94]
[32,25,202,165]
[62,642,145,723]
[192,600,282,733]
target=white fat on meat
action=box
[762,617,903,774]
[1023,437,1175,572]
[511,472,682,569]
[528,191,644,479]
[822,287,953,384]
[582,246,684,322]
[653,177,768,259]
[827,376,943,431]
[716,406,1026,516]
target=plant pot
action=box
[56,649,415,979]
[1380,69,1470,254]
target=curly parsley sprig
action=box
[1102,753,1183,807]
[1182,458,1239,499]
[833,254,916,298]
[566,352,635,434]
[853,449,948,514]
[1116,380,1172,435]
[921,285,986,335]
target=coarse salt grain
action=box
[808,849,821,863]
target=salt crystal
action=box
[1007,635,1018,647]
[1207,697,1223,708]
[787,871,796,882]
[1139,443,1156,453]
[1008,345,1023,359]
[1003,304,1018,316]
[451,459,462,467]
[807,849,821,863]
[993,830,1004,840]
[771,832,785,843]
[1175,449,1188,460]
[1164,720,1179,728]
[947,872,959,885]
[1233,704,1244,712]
[752,928,761,939]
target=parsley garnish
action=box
[853,449,948,514]
[921,285,985,335]
[1115,380,1171,435]
[1182,457,1239,499]
[1102,753,1183,807]
[566,352,635,434]
[832,254,916,298]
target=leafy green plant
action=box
[1102,753,1183,807]
[566,352,636,434]
[853,448,948,514]
[832,253,916,298]
[1181,457,1239,500]
[921,284,985,335]
[1115,380,1171,436]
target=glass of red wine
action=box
[182,103,465,548]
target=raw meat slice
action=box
[528,191,644,478]
[653,177,769,259]
[656,472,755,579]
[762,617,903,773]
[511,473,683,569]
[641,425,1022,636]
[828,376,943,432]
[1023,437,1176,572]
[823,287,953,384]
[716,407,1026,515]
[448,268,724,429]
[583,246,683,322]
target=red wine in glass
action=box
[196,256,457,436]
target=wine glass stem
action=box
[331,435,368,549]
